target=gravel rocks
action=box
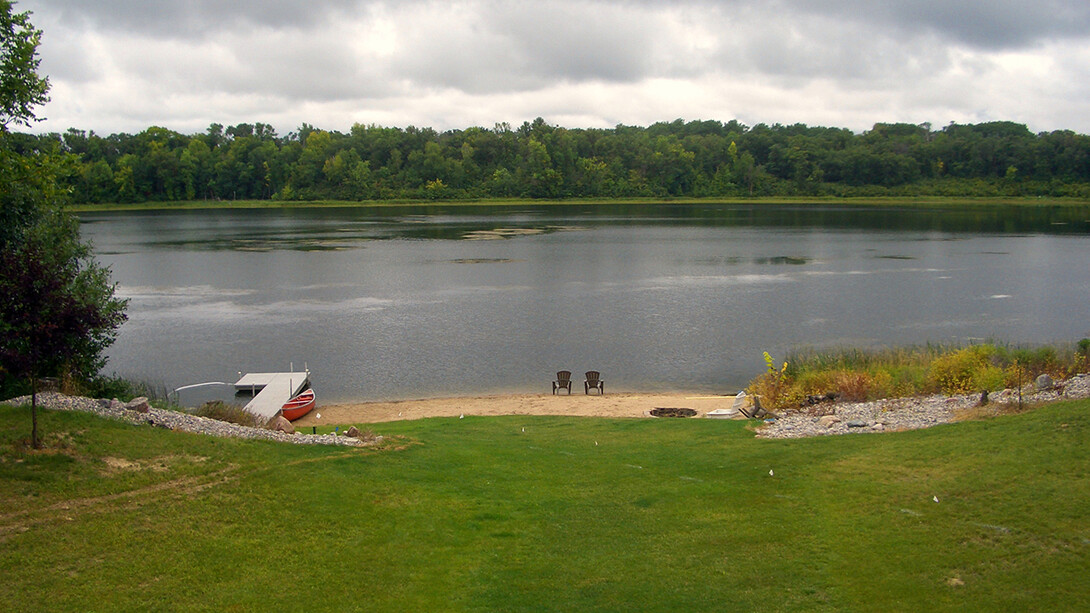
[7,392,370,447]
[757,374,1090,439]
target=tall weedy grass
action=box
[748,340,1090,410]
[193,400,262,427]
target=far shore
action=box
[293,392,743,426]
[69,195,1090,214]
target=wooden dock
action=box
[234,371,310,422]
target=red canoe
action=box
[281,388,316,421]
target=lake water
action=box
[80,203,1090,405]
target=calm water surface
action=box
[80,203,1090,404]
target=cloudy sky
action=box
[19,0,1090,136]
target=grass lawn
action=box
[2,401,1088,611]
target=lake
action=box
[80,202,1090,405]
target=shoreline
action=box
[293,392,743,426]
[297,375,1090,437]
[11,375,1089,444]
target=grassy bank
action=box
[68,195,1090,213]
[2,400,1088,611]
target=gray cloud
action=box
[35,0,364,37]
[860,0,1090,48]
[694,0,1090,49]
[16,0,1090,135]
[388,2,659,93]
[32,0,1090,46]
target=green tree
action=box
[0,211,128,448]
[0,1,128,448]
[647,136,696,195]
[522,138,562,198]
[112,153,138,202]
[179,139,213,200]
[78,158,115,203]
[0,1,47,129]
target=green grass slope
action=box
[2,402,1088,611]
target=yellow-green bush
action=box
[751,368,894,409]
[925,346,1006,394]
[886,365,929,397]
[746,371,791,410]
[789,370,838,400]
[862,369,895,400]
[834,370,873,401]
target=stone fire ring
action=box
[647,407,699,418]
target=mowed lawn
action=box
[1,401,1088,612]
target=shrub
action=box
[886,365,929,397]
[83,375,165,403]
[747,371,791,410]
[1004,363,1030,390]
[746,352,792,410]
[863,369,895,400]
[975,365,1007,392]
[195,401,259,428]
[1078,339,1090,372]
[834,370,872,402]
[791,370,838,399]
[1009,345,1063,378]
[928,346,996,394]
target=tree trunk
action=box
[30,375,40,450]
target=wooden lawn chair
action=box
[553,370,572,395]
[584,371,604,395]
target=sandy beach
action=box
[291,373,1090,435]
[293,392,743,426]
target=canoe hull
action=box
[281,389,316,421]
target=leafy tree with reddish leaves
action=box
[1,1,127,448]
[0,213,127,447]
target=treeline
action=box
[11,118,1090,203]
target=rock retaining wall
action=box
[758,374,1090,439]
[6,392,371,447]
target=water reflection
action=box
[80,202,1090,404]
[86,202,1090,253]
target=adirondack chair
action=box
[553,370,572,395]
[584,371,604,395]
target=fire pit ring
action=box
[650,407,698,418]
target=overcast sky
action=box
[19,0,1090,136]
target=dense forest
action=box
[10,118,1090,203]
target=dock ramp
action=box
[234,371,310,422]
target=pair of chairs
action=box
[552,370,604,395]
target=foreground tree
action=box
[0,214,127,447]
[0,1,127,448]
[0,0,47,129]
